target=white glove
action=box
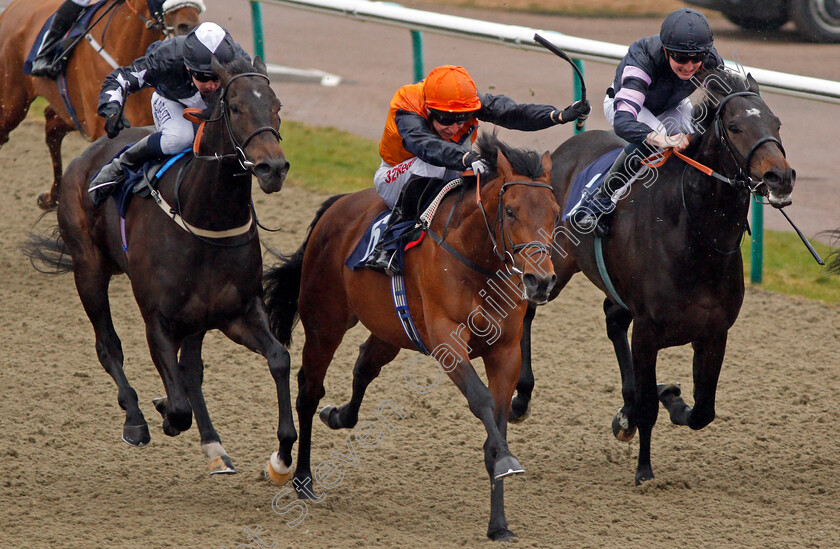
[471,159,490,175]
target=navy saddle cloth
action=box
[92,143,189,218]
[344,211,417,273]
[24,0,110,76]
[561,148,623,222]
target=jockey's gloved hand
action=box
[461,151,489,174]
[104,112,131,139]
[558,99,591,124]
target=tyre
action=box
[790,0,840,42]
[725,13,788,31]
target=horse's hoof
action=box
[612,410,636,442]
[318,405,340,429]
[494,455,525,480]
[508,397,531,424]
[152,397,167,416]
[265,451,292,486]
[657,382,681,400]
[36,192,55,210]
[121,423,151,446]
[487,527,517,542]
[208,455,237,475]
[635,469,655,486]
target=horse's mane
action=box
[691,68,756,133]
[475,132,545,184]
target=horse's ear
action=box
[540,151,552,179]
[253,56,268,76]
[210,55,232,84]
[746,72,760,93]
[495,149,513,178]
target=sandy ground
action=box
[2,2,840,548]
[1,118,840,548]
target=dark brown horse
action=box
[0,0,200,209]
[510,69,795,485]
[23,57,292,475]
[263,133,559,541]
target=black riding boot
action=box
[575,148,637,237]
[30,1,86,79]
[364,206,406,276]
[89,136,156,208]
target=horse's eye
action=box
[230,105,240,115]
[727,123,740,134]
[505,206,515,219]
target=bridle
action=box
[192,72,283,172]
[476,177,554,277]
[712,90,786,194]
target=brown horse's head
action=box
[155,0,204,36]
[195,56,289,193]
[696,70,795,207]
[475,134,559,304]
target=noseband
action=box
[477,179,554,276]
[195,72,282,172]
[713,91,786,193]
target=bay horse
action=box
[510,69,795,485]
[0,0,201,209]
[22,57,293,475]
[263,133,559,541]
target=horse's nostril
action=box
[763,171,781,185]
[523,273,538,289]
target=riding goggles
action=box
[429,108,475,126]
[666,50,707,65]
[190,70,219,83]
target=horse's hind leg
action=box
[0,82,32,150]
[38,107,74,209]
[604,298,636,441]
[319,335,400,430]
[659,332,726,430]
[509,304,536,423]
[73,263,149,446]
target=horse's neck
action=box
[98,0,161,64]
[177,144,253,230]
[677,136,751,252]
[443,184,502,271]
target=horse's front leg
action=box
[221,303,297,485]
[39,106,74,210]
[604,298,636,441]
[145,320,192,436]
[430,321,523,541]
[658,332,727,430]
[509,304,536,423]
[629,322,661,486]
[483,342,528,542]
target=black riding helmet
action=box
[660,8,714,54]
[183,22,237,74]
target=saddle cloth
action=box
[23,0,110,76]
[345,177,467,272]
[561,148,623,222]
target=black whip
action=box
[779,208,824,265]
[533,33,587,131]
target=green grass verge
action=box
[281,121,381,194]
[742,231,839,305]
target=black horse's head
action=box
[474,133,559,304]
[194,56,289,194]
[693,69,795,207]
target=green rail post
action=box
[572,58,585,134]
[750,196,763,284]
[411,31,424,83]
[251,1,265,61]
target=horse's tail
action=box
[20,221,74,274]
[824,228,840,275]
[264,194,346,346]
